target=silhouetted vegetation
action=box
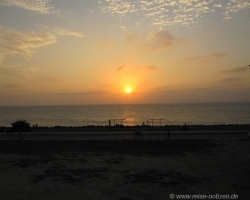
[181,123,189,131]
[10,120,31,141]
[0,126,5,132]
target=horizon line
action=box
[0,101,250,107]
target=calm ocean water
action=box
[0,103,249,127]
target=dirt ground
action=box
[0,139,250,200]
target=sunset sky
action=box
[0,0,249,106]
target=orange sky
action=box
[0,0,250,106]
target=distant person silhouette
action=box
[164,129,170,139]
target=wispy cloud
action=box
[99,0,250,29]
[210,53,228,59]
[116,65,126,71]
[219,66,249,74]
[0,0,54,14]
[0,26,84,58]
[0,64,40,79]
[145,30,183,51]
[219,77,241,83]
[116,65,158,72]
[136,65,159,71]
[125,30,182,51]
[0,26,56,56]
[0,54,3,64]
[152,85,171,92]
[125,33,138,44]
[152,82,250,93]
[146,65,157,70]
[34,76,61,83]
[45,26,84,38]
[0,84,20,89]
[182,52,228,63]
[62,91,107,95]
[0,26,84,79]
[0,89,108,95]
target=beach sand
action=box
[0,139,250,200]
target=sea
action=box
[0,102,249,127]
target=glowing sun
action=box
[125,87,132,93]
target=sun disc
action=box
[125,87,131,93]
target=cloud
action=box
[146,65,157,70]
[223,0,250,20]
[125,33,138,44]
[125,30,182,51]
[213,4,222,8]
[99,0,250,29]
[116,65,126,71]
[152,85,170,92]
[0,84,20,89]
[136,65,159,71]
[0,64,40,79]
[0,26,84,78]
[210,53,228,59]
[219,77,241,83]
[182,56,200,62]
[182,52,228,63]
[34,76,61,83]
[152,82,250,94]
[99,0,136,17]
[46,27,84,38]
[116,65,158,72]
[0,26,83,57]
[0,86,108,96]
[219,66,249,74]
[62,91,107,95]
[0,0,54,14]
[0,26,56,56]
[120,26,126,30]
[0,54,3,64]
[144,30,178,51]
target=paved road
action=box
[0,130,249,140]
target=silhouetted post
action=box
[167,130,170,140]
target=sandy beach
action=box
[0,137,250,200]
